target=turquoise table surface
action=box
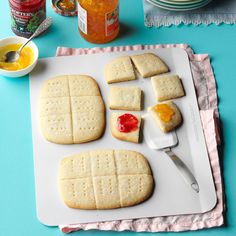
[0,0,236,235]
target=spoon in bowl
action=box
[4,17,52,63]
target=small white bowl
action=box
[0,36,39,77]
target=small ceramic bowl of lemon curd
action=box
[0,37,39,77]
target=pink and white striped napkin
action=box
[56,44,224,233]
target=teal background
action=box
[0,0,236,235]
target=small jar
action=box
[9,0,46,38]
[77,0,119,44]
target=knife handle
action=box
[164,148,199,193]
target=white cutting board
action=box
[29,48,217,226]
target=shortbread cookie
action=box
[151,74,185,102]
[148,101,182,133]
[131,53,169,78]
[59,149,153,209]
[40,75,105,144]
[110,112,141,143]
[109,86,142,111]
[104,56,136,84]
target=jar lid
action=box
[51,0,77,17]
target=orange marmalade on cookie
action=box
[0,44,34,71]
[155,104,175,122]
[78,0,119,44]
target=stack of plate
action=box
[146,0,212,11]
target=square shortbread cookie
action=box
[59,149,153,209]
[40,75,105,144]
[151,74,185,101]
[131,53,169,78]
[148,101,182,133]
[104,56,136,84]
[109,86,142,111]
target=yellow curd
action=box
[0,44,34,71]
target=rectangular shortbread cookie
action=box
[109,86,142,111]
[104,56,136,84]
[59,149,153,209]
[151,74,185,101]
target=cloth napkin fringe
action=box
[145,14,236,27]
[143,0,236,27]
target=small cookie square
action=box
[109,86,142,111]
[40,97,71,116]
[59,152,91,179]
[93,175,121,209]
[72,111,105,143]
[90,149,116,176]
[148,101,182,133]
[118,174,153,207]
[110,112,141,143]
[40,76,69,98]
[151,74,185,101]
[131,53,169,78]
[40,114,73,144]
[60,178,96,209]
[104,56,136,84]
[115,150,151,175]
[68,75,101,96]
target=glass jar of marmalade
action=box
[78,0,119,44]
[9,0,46,38]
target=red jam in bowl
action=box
[117,113,139,133]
